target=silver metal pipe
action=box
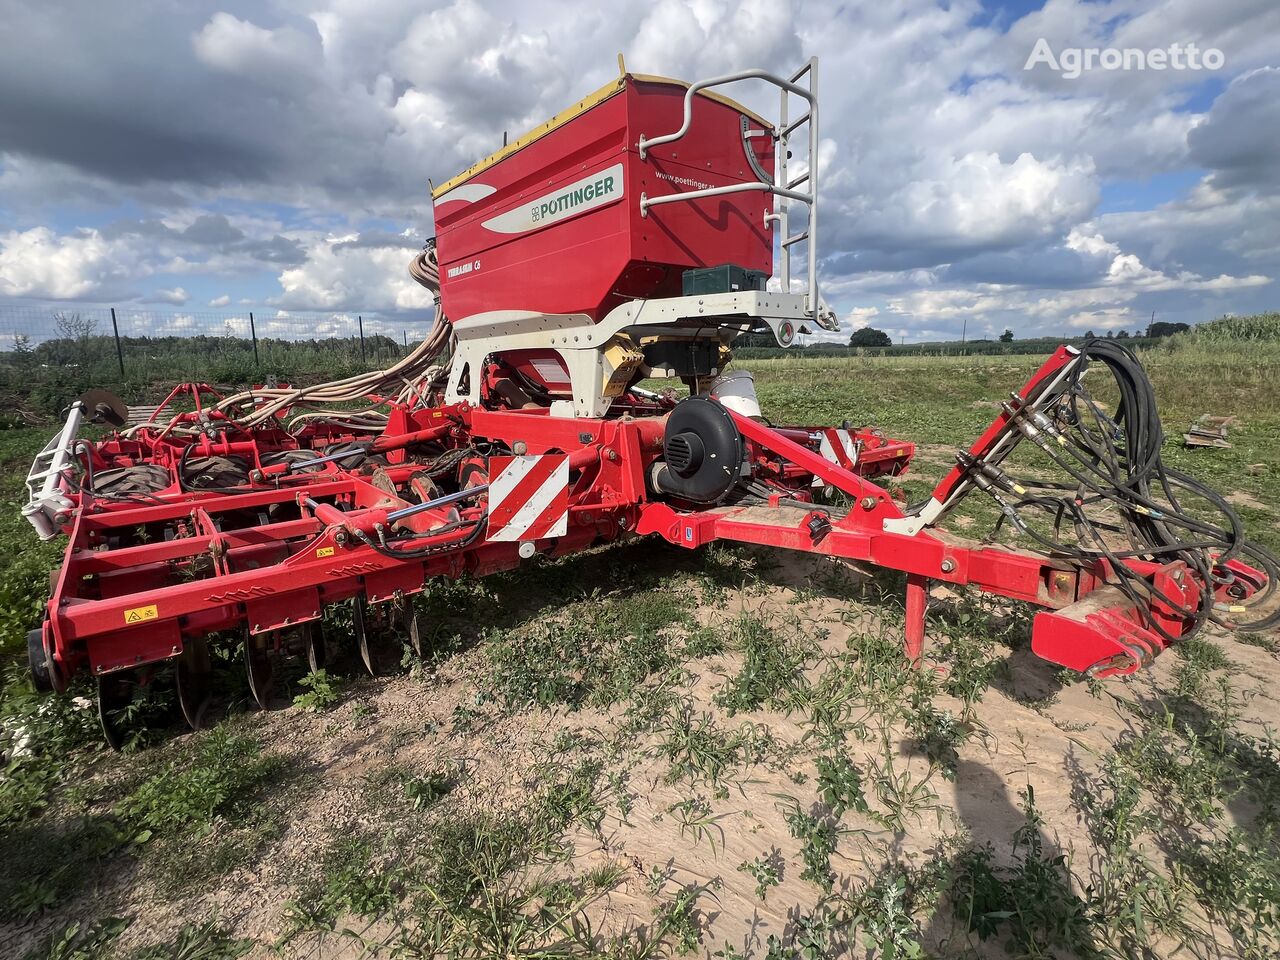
[638,68,816,158]
[634,58,820,324]
[780,112,811,139]
[806,57,819,322]
[640,180,812,215]
[385,484,489,523]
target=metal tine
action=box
[243,628,274,710]
[97,670,135,751]
[353,594,378,677]
[175,637,213,731]
[302,620,326,673]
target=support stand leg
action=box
[905,573,928,667]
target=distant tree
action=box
[1116,330,1130,339]
[54,311,97,342]
[1084,330,1096,339]
[734,330,778,349]
[1105,330,1115,338]
[1146,320,1191,338]
[998,329,1014,343]
[849,327,893,348]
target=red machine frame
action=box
[34,345,1262,727]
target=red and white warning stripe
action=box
[486,454,569,542]
[818,429,859,470]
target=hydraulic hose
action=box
[964,338,1280,638]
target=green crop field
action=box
[1,315,1278,959]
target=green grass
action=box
[713,612,814,715]
[116,728,288,837]
[484,583,696,711]
[0,430,62,657]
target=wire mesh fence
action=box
[0,304,439,421]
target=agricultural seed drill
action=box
[22,60,1279,747]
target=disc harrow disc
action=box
[78,388,129,428]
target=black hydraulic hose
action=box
[959,337,1280,638]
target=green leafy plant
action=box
[116,729,287,838]
[20,917,129,960]
[950,787,1102,958]
[815,754,870,817]
[784,804,838,893]
[669,797,730,856]
[404,769,456,809]
[714,614,812,715]
[293,669,340,712]
[134,920,254,960]
[738,850,783,901]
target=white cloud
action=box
[192,13,319,83]
[274,235,436,312]
[856,152,1099,253]
[845,306,879,329]
[209,294,231,307]
[144,286,188,305]
[0,227,143,300]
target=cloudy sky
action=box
[0,0,1276,341]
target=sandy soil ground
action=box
[4,544,1278,959]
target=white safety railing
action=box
[637,58,820,323]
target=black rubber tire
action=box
[28,627,53,693]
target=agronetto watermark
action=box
[1024,39,1225,80]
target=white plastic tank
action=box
[709,370,762,419]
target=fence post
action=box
[249,312,259,367]
[403,329,408,349]
[358,315,366,363]
[109,307,125,379]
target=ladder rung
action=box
[783,231,809,248]
[780,112,811,139]
[788,171,809,189]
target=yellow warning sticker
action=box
[124,604,158,625]
[315,546,336,558]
